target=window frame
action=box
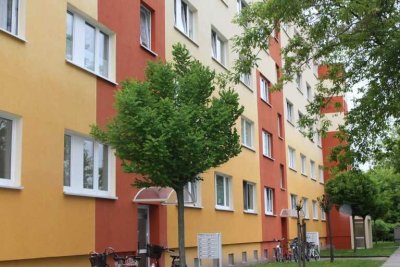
[63,132,116,199]
[264,187,274,215]
[237,0,247,13]
[140,5,152,50]
[0,0,25,39]
[306,83,312,101]
[288,146,296,170]
[277,113,283,138]
[241,117,254,149]
[296,73,302,92]
[290,194,297,215]
[300,154,307,176]
[310,160,316,180]
[174,0,195,40]
[262,130,272,158]
[215,173,232,210]
[319,165,324,183]
[184,180,202,207]
[0,112,22,189]
[66,7,115,81]
[302,197,309,219]
[211,29,227,66]
[260,76,271,104]
[243,180,256,213]
[312,200,318,220]
[321,207,326,220]
[286,100,294,124]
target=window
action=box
[0,0,19,35]
[242,252,247,263]
[63,133,116,198]
[0,113,21,188]
[140,5,151,50]
[306,83,312,101]
[243,181,256,212]
[302,198,309,218]
[237,0,247,13]
[253,250,258,261]
[184,180,201,206]
[211,29,226,65]
[300,154,307,175]
[277,114,283,138]
[262,131,272,158]
[288,147,296,169]
[228,253,235,266]
[175,0,194,39]
[265,187,274,215]
[66,9,114,80]
[290,194,297,215]
[319,166,324,183]
[296,73,302,92]
[240,72,251,87]
[260,77,270,103]
[286,100,294,123]
[241,117,254,148]
[317,131,322,147]
[312,200,318,220]
[215,173,232,209]
[280,164,285,189]
[313,61,319,77]
[321,207,326,220]
[310,160,316,180]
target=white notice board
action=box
[306,232,320,249]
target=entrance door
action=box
[138,206,150,267]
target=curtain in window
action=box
[181,2,188,33]
[211,31,217,59]
[0,117,12,179]
[99,32,109,77]
[175,0,184,31]
[84,23,96,71]
[140,7,150,49]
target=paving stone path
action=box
[381,247,400,267]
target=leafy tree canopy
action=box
[91,43,244,190]
[233,0,400,168]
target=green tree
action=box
[91,43,244,267]
[325,170,378,251]
[317,194,334,262]
[232,0,400,168]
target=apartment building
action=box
[0,0,165,266]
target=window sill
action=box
[261,99,272,107]
[244,210,258,215]
[287,120,295,127]
[0,184,24,190]
[301,173,308,177]
[64,190,118,200]
[313,218,319,221]
[297,88,303,95]
[311,178,317,182]
[174,26,199,47]
[321,219,327,221]
[278,136,284,141]
[215,206,234,212]
[280,187,286,191]
[140,44,158,57]
[318,145,322,149]
[219,0,229,7]
[66,59,118,86]
[319,181,325,185]
[211,57,228,71]
[263,155,275,161]
[0,28,27,43]
[242,145,256,152]
[265,213,277,217]
[289,167,297,172]
[184,204,203,209]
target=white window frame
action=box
[184,180,201,207]
[264,187,274,215]
[240,72,252,88]
[237,0,247,13]
[241,117,254,149]
[302,197,309,219]
[306,83,312,101]
[140,5,152,50]
[63,132,116,199]
[310,160,316,180]
[286,100,294,123]
[215,173,232,210]
[243,181,256,213]
[260,77,270,103]
[290,194,297,215]
[0,111,22,189]
[277,114,283,138]
[321,207,326,221]
[300,154,307,175]
[262,131,272,158]
[174,0,195,40]
[317,131,322,147]
[66,7,115,81]
[296,73,302,92]
[0,0,25,38]
[288,146,296,170]
[312,200,318,220]
[211,29,226,66]
[319,165,324,183]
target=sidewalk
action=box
[381,246,400,267]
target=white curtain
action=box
[181,2,187,33]
[140,7,150,48]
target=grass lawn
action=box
[253,260,384,267]
[320,241,399,257]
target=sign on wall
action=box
[197,233,222,267]
[306,232,320,250]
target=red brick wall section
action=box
[95,0,166,253]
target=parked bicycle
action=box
[306,242,320,261]
[89,247,141,267]
[147,244,180,267]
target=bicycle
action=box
[273,238,285,262]
[306,242,320,261]
[147,244,180,267]
[89,247,141,267]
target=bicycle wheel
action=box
[314,250,320,261]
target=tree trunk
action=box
[363,217,367,249]
[327,210,334,262]
[176,187,187,267]
[373,219,377,245]
[352,215,357,253]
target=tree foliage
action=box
[91,43,244,266]
[233,0,400,168]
